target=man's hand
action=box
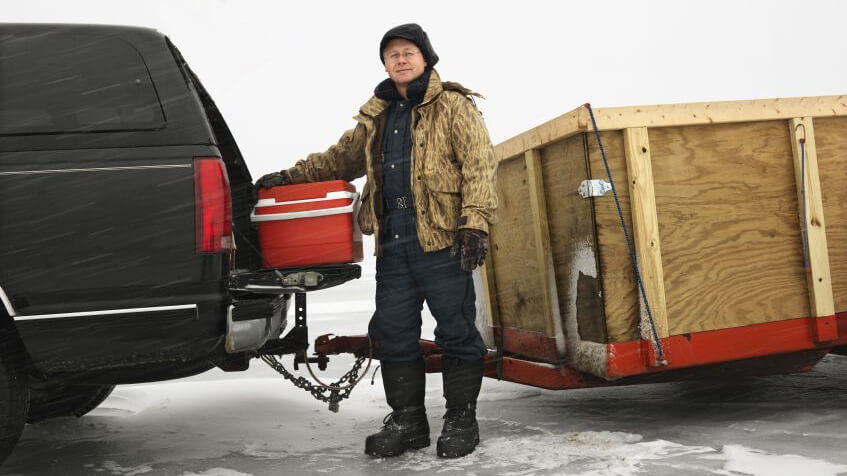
[254,170,292,190]
[450,228,489,272]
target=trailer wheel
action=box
[26,378,115,424]
[0,329,28,464]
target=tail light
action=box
[194,157,232,254]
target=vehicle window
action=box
[0,31,165,135]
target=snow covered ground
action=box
[4,271,847,476]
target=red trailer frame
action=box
[314,311,847,390]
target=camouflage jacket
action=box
[289,69,497,254]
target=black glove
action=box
[450,228,489,272]
[255,170,292,190]
[253,170,292,203]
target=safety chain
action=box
[261,353,368,413]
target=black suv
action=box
[0,23,357,463]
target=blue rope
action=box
[584,104,665,361]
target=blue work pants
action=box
[368,210,486,362]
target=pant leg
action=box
[368,213,426,362]
[410,244,486,361]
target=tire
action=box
[0,330,29,465]
[26,378,115,424]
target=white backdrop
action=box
[6,0,846,175]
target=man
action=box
[255,23,497,459]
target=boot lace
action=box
[380,412,401,431]
[442,406,474,432]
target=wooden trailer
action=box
[316,95,847,391]
[476,95,847,387]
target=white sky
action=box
[6,0,847,178]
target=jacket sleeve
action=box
[450,94,498,234]
[288,124,368,183]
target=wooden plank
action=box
[586,131,641,342]
[496,108,588,163]
[591,96,847,131]
[495,95,847,165]
[525,149,560,339]
[649,121,809,335]
[789,117,836,331]
[813,117,847,313]
[622,127,669,341]
[489,158,549,336]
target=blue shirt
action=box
[382,98,418,210]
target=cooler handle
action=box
[250,192,360,222]
[254,191,358,208]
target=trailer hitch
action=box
[257,293,312,357]
[294,352,329,371]
[257,292,371,412]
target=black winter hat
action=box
[379,23,439,67]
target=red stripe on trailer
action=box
[492,327,561,363]
[838,311,847,338]
[814,314,840,342]
[313,312,847,390]
[607,314,846,378]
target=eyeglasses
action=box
[385,51,420,63]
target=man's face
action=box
[383,38,427,89]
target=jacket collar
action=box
[419,68,443,106]
[358,69,443,119]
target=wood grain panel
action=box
[649,121,809,335]
[540,135,607,344]
[490,158,548,334]
[585,131,641,342]
[813,117,847,313]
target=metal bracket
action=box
[257,293,309,357]
[276,271,324,288]
[578,179,612,198]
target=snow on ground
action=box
[4,277,847,476]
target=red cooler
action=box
[252,180,363,268]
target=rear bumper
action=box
[225,295,289,353]
[227,264,362,294]
[223,264,361,354]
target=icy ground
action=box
[4,269,847,476]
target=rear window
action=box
[0,31,165,135]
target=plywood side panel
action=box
[541,135,607,344]
[490,158,549,335]
[813,117,847,313]
[586,131,641,342]
[649,121,810,335]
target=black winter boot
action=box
[437,357,484,458]
[364,359,430,457]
